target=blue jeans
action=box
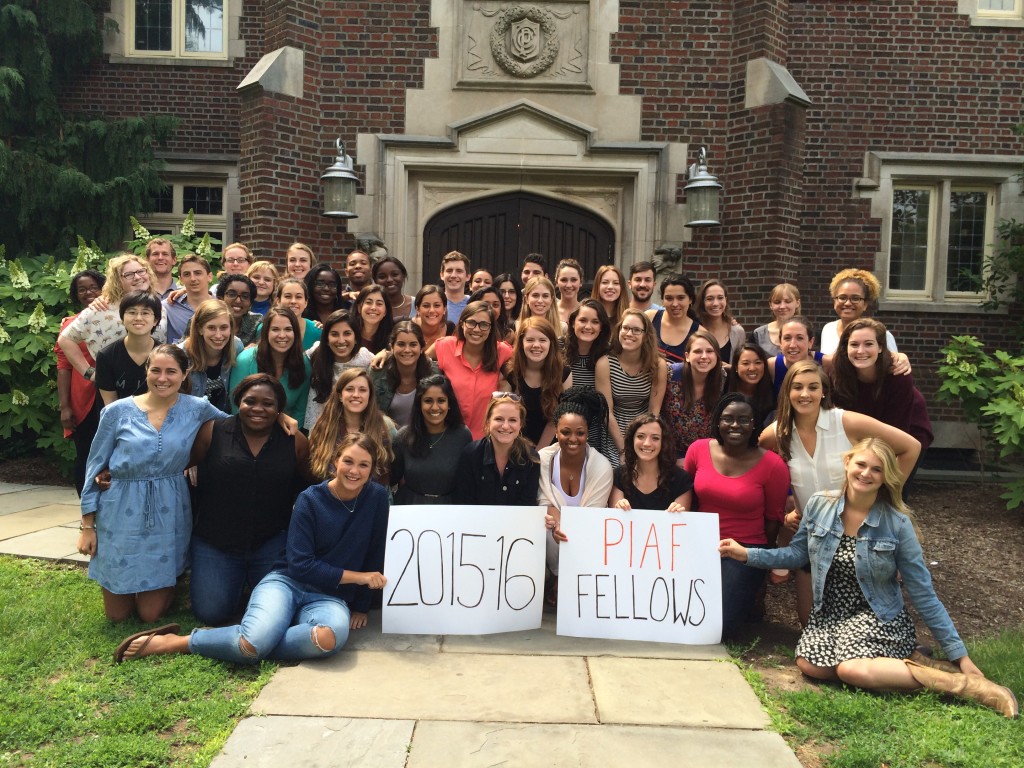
[190,532,287,625]
[721,555,766,639]
[188,571,351,665]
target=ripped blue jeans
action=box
[188,570,350,665]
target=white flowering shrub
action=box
[0,242,105,464]
[0,213,218,470]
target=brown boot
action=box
[907,650,961,675]
[905,660,1019,719]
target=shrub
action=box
[0,212,218,471]
[937,335,1024,509]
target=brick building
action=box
[61,0,1024,447]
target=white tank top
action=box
[787,407,852,512]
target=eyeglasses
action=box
[224,257,249,265]
[314,279,337,289]
[834,295,866,305]
[620,325,645,336]
[719,415,754,427]
[499,288,517,295]
[463,319,492,331]
[491,391,522,402]
[121,269,148,281]
[224,290,252,301]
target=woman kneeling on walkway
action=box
[116,432,388,664]
[719,437,1017,718]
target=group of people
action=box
[56,244,1016,718]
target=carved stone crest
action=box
[490,5,559,78]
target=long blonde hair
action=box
[307,368,393,479]
[183,299,236,372]
[519,276,562,332]
[842,437,911,516]
[102,254,157,303]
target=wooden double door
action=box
[422,192,615,284]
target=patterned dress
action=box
[797,535,917,666]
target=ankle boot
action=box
[905,660,1019,719]
[907,650,961,675]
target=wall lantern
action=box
[683,145,723,227]
[321,139,359,219]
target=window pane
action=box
[183,186,223,215]
[980,0,1016,11]
[185,0,225,53]
[946,190,988,293]
[151,185,174,214]
[135,0,172,51]
[890,188,930,292]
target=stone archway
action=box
[422,191,615,282]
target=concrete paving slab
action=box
[210,716,414,768]
[441,611,726,659]
[408,721,802,768]
[0,487,79,515]
[348,610,443,653]
[0,526,81,562]
[589,657,769,729]
[0,482,44,495]
[254,651,597,724]
[0,505,80,541]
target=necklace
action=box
[329,482,359,513]
[428,429,447,449]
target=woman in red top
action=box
[683,392,790,639]
[56,269,106,495]
[433,301,513,439]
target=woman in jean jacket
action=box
[720,437,1017,718]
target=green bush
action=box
[0,212,218,471]
[937,335,1024,509]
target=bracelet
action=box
[79,524,96,530]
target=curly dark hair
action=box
[553,385,609,454]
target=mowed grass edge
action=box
[0,556,277,767]
[734,629,1024,767]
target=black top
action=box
[192,416,307,553]
[512,366,570,447]
[95,340,151,400]
[453,438,541,506]
[613,465,694,511]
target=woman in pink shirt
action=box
[684,392,790,639]
[433,301,513,439]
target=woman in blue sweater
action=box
[114,432,389,664]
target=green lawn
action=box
[0,556,276,767]
[740,631,1024,767]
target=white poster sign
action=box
[555,508,723,644]
[382,504,546,635]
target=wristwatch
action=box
[83,366,96,381]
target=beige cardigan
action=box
[537,443,614,510]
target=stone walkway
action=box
[0,481,802,768]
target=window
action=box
[138,179,228,246]
[978,0,1021,17]
[856,152,1024,312]
[889,184,994,299]
[129,0,227,58]
[959,0,1024,26]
